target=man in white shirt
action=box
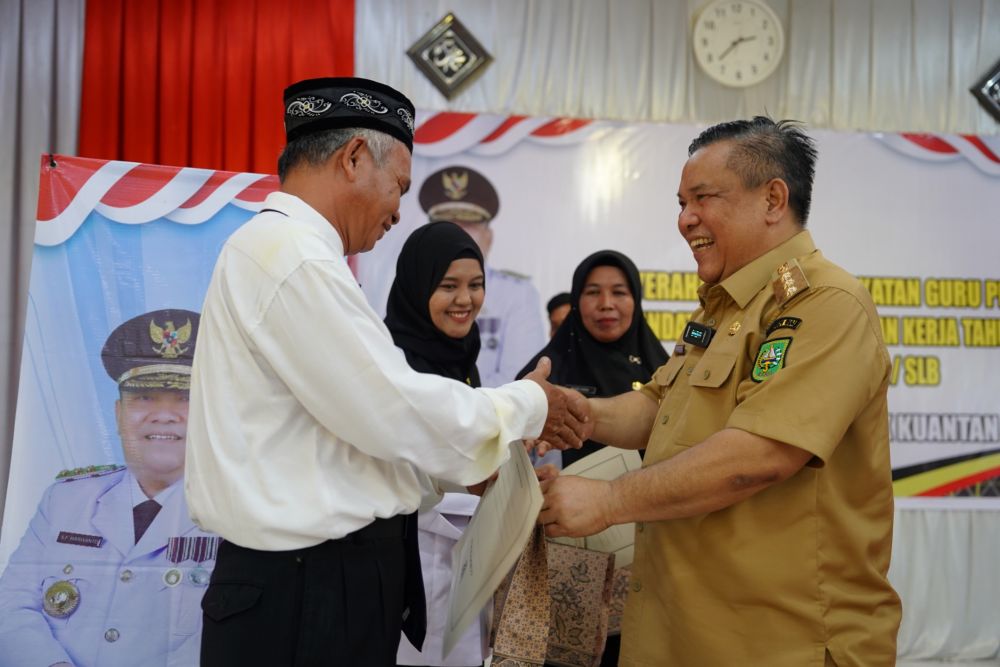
[185,76,587,667]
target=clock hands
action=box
[718,34,757,61]
[693,0,783,86]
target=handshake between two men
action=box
[519,356,625,542]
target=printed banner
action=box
[356,112,1000,506]
[0,156,275,666]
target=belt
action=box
[336,514,408,544]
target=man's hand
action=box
[538,475,616,538]
[524,357,592,451]
[534,463,560,483]
[466,469,499,496]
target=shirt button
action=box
[631,578,643,592]
[62,564,73,575]
[703,370,711,380]
[120,570,133,582]
[660,415,669,425]
[686,367,694,375]
[707,318,716,327]
[104,628,120,643]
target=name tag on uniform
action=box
[682,322,716,348]
[57,531,104,548]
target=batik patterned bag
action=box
[490,526,615,667]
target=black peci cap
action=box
[283,77,416,152]
[101,309,200,391]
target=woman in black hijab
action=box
[520,249,667,667]
[385,221,484,385]
[519,249,668,468]
[386,221,489,667]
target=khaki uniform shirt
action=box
[620,231,901,667]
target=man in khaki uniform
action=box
[539,117,901,666]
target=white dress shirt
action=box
[129,473,177,508]
[185,192,547,551]
[0,468,213,667]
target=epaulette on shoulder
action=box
[770,258,810,308]
[56,464,126,482]
[497,268,531,281]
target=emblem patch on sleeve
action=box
[752,338,791,382]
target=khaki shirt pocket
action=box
[688,350,738,388]
[642,355,687,403]
[672,351,739,446]
[654,355,686,387]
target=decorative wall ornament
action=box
[970,59,1000,124]
[407,13,492,100]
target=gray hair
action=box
[277,127,396,181]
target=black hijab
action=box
[518,250,668,464]
[385,221,485,386]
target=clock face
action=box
[692,0,784,88]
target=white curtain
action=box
[890,504,1000,659]
[0,0,85,526]
[356,0,1000,134]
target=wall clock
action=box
[692,0,785,88]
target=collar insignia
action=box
[771,259,810,307]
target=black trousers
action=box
[201,517,409,667]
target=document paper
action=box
[550,446,642,567]
[443,441,542,657]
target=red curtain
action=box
[78,0,355,174]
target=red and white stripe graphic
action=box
[36,112,598,246]
[413,111,602,158]
[875,133,1000,176]
[35,155,278,246]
